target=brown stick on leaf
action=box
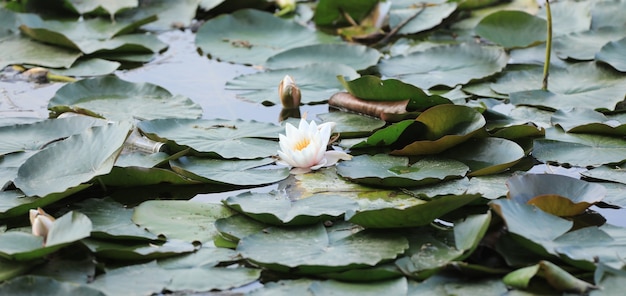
[328,92,411,122]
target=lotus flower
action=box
[277,118,352,174]
[29,208,55,244]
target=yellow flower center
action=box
[293,138,310,151]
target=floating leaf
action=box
[166,266,261,292]
[49,76,202,121]
[336,154,469,187]
[89,261,170,296]
[0,36,82,69]
[337,75,452,111]
[537,1,591,36]
[0,186,89,220]
[157,245,238,269]
[76,198,157,240]
[132,200,235,243]
[265,43,380,70]
[214,214,268,244]
[533,127,626,166]
[170,157,288,186]
[237,222,408,274]
[553,27,625,61]
[81,239,195,260]
[442,138,525,176]
[506,174,605,216]
[118,0,199,31]
[379,43,507,89]
[226,63,359,105]
[309,277,408,295]
[389,3,457,35]
[581,164,626,185]
[14,121,131,197]
[346,193,481,228]
[48,58,120,77]
[196,9,339,65]
[475,10,547,49]
[551,108,626,136]
[0,211,92,261]
[504,261,596,293]
[596,36,626,72]
[223,191,359,226]
[314,0,379,27]
[392,104,486,156]
[137,118,282,159]
[64,0,138,16]
[317,112,386,138]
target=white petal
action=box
[322,150,352,167]
[290,167,312,174]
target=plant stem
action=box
[542,0,552,91]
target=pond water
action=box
[1,28,625,229]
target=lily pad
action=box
[533,127,626,166]
[506,174,605,216]
[0,187,90,219]
[132,200,235,243]
[337,75,452,111]
[0,36,82,69]
[117,0,199,31]
[389,3,457,35]
[170,157,288,186]
[313,0,379,27]
[0,211,92,261]
[76,198,157,240]
[317,112,386,138]
[442,137,525,176]
[223,191,359,226]
[475,10,547,49]
[551,108,626,136]
[226,63,359,105]
[81,239,195,260]
[392,104,486,156]
[48,76,202,121]
[537,0,591,36]
[596,36,626,72]
[378,43,508,89]
[166,266,261,292]
[553,27,625,61]
[48,58,121,77]
[336,154,469,187]
[196,8,339,65]
[504,261,597,293]
[64,0,138,16]
[157,245,238,269]
[14,121,131,197]
[88,261,170,296]
[237,222,408,274]
[581,164,626,185]
[214,214,268,244]
[265,43,381,70]
[137,118,282,159]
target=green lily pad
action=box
[581,164,626,185]
[490,199,572,256]
[313,0,379,27]
[506,174,605,216]
[336,154,469,187]
[0,276,104,296]
[265,43,381,70]
[319,263,404,282]
[196,8,339,65]
[553,27,625,61]
[48,76,202,121]
[309,277,408,295]
[537,0,591,36]
[76,198,157,240]
[237,222,408,274]
[48,58,120,77]
[137,118,282,159]
[0,186,89,219]
[0,257,36,282]
[442,137,525,176]
[166,266,261,292]
[378,43,508,89]
[81,239,195,260]
[533,127,626,166]
[392,104,486,156]
[88,261,170,296]
[596,36,626,72]
[493,62,626,111]
[0,116,107,156]
[389,3,457,35]
[317,112,386,138]
[0,211,92,261]
[214,214,268,244]
[504,260,596,293]
[475,10,547,49]
[0,36,82,69]
[226,63,359,106]
[132,200,235,243]
[337,75,452,111]
[346,193,481,228]
[64,0,138,16]
[223,191,359,226]
[170,157,288,186]
[14,121,131,197]
[551,108,626,136]
[98,152,199,187]
[157,245,238,269]
[117,0,199,31]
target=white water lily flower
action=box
[277,118,352,174]
[29,208,55,244]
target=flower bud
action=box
[279,75,301,109]
[29,208,55,244]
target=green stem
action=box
[542,0,552,91]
